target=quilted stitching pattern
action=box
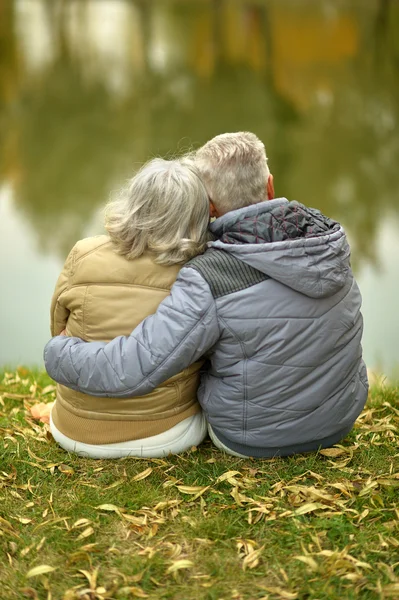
[220,202,340,245]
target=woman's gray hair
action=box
[105,158,210,265]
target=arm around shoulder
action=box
[44,266,218,398]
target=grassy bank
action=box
[1,369,398,600]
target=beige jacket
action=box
[50,235,202,444]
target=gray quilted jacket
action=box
[44,198,368,457]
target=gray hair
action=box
[195,132,270,214]
[105,158,210,265]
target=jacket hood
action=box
[208,198,351,298]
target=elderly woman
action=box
[49,158,210,458]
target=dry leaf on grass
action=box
[293,555,319,572]
[29,402,54,424]
[77,527,95,540]
[26,565,56,578]
[176,485,210,500]
[216,470,242,483]
[319,447,345,457]
[58,464,75,476]
[242,546,264,570]
[78,567,98,589]
[95,504,126,514]
[294,502,329,516]
[132,468,153,482]
[71,519,92,530]
[166,559,194,574]
[380,584,399,597]
[236,539,264,570]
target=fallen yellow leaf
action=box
[216,470,242,483]
[58,464,75,476]
[381,584,399,597]
[41,385,56,396]
[17,517,32,525]
[293,555,319,571]
[242,546,264,570]
[319,448,347,457]
[294,502,327,516]
[358,481,378,497]
[26,565,56,578]
[166,559,194,574]
[95,504,126,513]
[132,467,153,482]
[76,527,94,540]
[71,518,92,529]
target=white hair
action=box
[195,132,270,214]
[105,158,210,265]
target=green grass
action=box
[1,369,399,600]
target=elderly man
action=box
[44,132,368,458]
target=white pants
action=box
[50,412,207,459]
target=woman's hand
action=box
[59,329,67,336]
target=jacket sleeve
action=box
[44,267,218,398]
[50,245,77,336]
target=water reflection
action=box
[0,0,398,370]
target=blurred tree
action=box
[0,0,398,270]
[0,1,20,184]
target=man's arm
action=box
[44,267,219,399]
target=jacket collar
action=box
[209,198,289,239]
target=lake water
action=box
[0,0,398,377]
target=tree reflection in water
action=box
[0,0,398,266]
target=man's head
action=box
[195,132,274,217]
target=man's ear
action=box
[209,200,219,218]
[267,174,274,200]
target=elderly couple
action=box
[44,132,368,459]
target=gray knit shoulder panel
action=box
[187,249,269,298]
